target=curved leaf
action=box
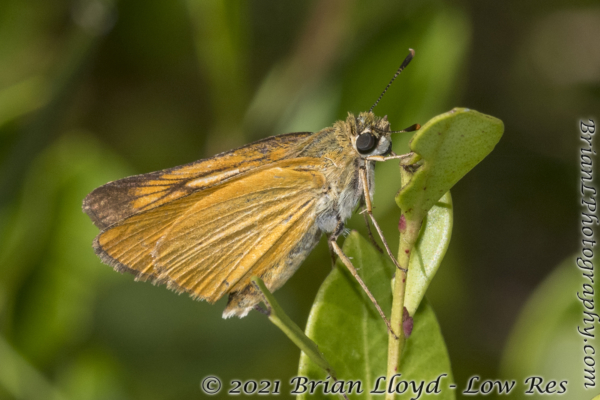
[396,108,503,220]
[501,256,599,400]
[404,191,453,316]
[298,232,454,399]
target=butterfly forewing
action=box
[93,157,326,317]
[83,132,312,229]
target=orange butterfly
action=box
[83,50,418,333]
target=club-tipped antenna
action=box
[389,123,420,134]
[373,123,421,135]
[369,48,415,113]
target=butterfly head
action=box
[348,111,393,157]
[345,49,418,159]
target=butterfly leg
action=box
[329,221,398,340]
[360,198,384,253]
[327,240,337,268]
[366,151,417,163]
[359,166,407,273]
[250,283,273,316]
[253,304,271,316]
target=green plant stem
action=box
[252,277,332,373]
[252,277,348,400]
[386,166,424,400]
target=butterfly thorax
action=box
[290,112,391,233]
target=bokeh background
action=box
[1,0,599,399]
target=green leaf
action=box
[404,191,453,316]
[501,256,599,400]
[396,108,503,220]
[298,232,454,399]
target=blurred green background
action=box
[0,0,598,399]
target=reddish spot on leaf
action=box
[405,249,409,254]
[399,215,406,232]
[403,307,414,337]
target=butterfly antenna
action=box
[373,123,421,135]
[389,123,421,134]
[369,48,415,113]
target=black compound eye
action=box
[356,132,377,154]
